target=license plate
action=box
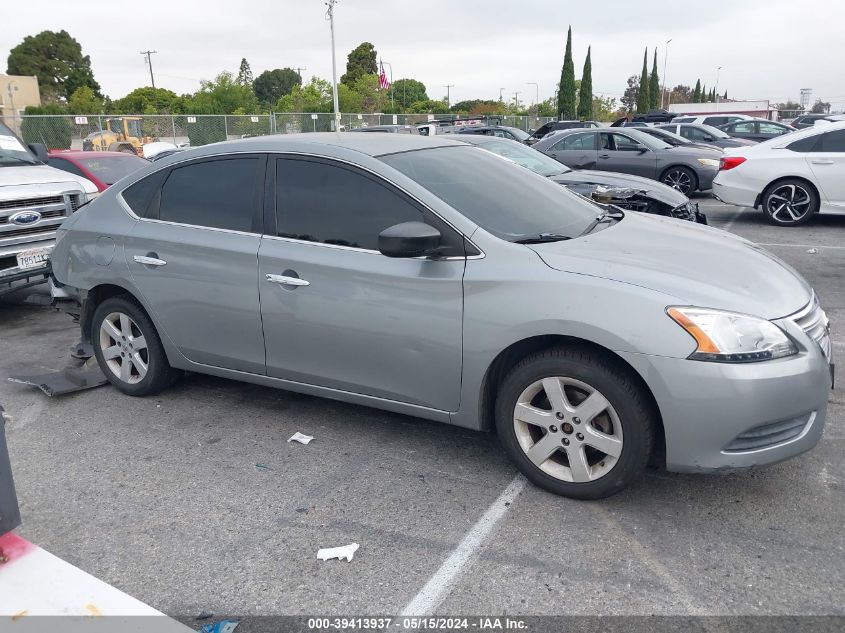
[16,248,51,271]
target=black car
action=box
[455,134,705,224]
[656,123,757,149]
[718,119,796,142]
[526,120,600,144]
[453,125,530,143]
[790,114,834,129]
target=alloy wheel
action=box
[512,376,623,483]
[767,184,812,223]
[99,312,149,384]
[662,168,693,194]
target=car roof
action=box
[48,150,139,159]
[167,132,465,160]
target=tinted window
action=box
[686,127,712,141]
[787,135,821,153]
[703,117,727,127]
[731,122,756,133]
[820,129,845,152]
[475,139,569,177]
[158,158,259,232]
[48,157,88,179]
[559,132,597,151]
[275,158,423,250]
[78,155,148,185]
[380,146,599,241]
[759,122,788,135]
[611,133,641,150]
[121,170,166,218]
[673,117,694,123]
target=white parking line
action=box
[716,208,746,232]
[400,474,527,616]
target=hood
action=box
[664,145,723,160]
[0,164,97,194]
[550,169,687,207]
[720,138,757,147]
[529,212,811,319]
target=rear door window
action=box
[121,170,166,218]
[819,130,845,152]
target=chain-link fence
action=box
[10,113,556,150]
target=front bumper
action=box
[619,328,831,472]
[695,168,718,191]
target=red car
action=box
[46,151,149,192]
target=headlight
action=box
[697,158,720,168]
[667,307,797,362]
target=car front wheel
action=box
[762,179,819,226]
[661,166,697,195]
[495,347,654,499]
[92,296,181,396]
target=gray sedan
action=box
[50,133,831,499]
[656,123,757,149]
[533,128,723,195]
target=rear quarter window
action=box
[121,170,166,217]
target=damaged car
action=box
[456,134,706,223]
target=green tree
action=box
[693,79,701,103]
[557,26,577,119]
[186,71,259,114]
[389,79,427,111]
[341,42,377,87]
[621,75,639,112]
[112,87,184,114]
[276,77,333,112]
[649,48,660,110]
[723,90,728,101]
[7,30,100,101]
[669,84,692,104]
[577,46,593,119]
[237,58,253,86]
[20,103,73,148]
[636,48,650,113]
[701,84,707,102]
[67,86,103,114]
[338,82,363,112]
[407,99,449,114]
[352,74,383,113]
[591,95,618,122]
[811,99,831,114]
[253,68,301,108]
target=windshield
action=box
[380,146,600,241]
[504,127,530,141]
[647,128,689,145]
[475,139,570,177]
[0,122,38,166]
[700,124,730,139]
[78,155,149,184]
[626,130,673,150]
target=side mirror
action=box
[637,146,649,154]
[28,143,48,163]
[378,222,441,258]
[704,136,715,142]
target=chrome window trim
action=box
[117,149,485,260]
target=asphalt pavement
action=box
[0,199,842,622]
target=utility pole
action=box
[661,39,672,109]
[526,82,539,108]
[325,1,341,131]
[513,92,521,110]
[295,67,307,79]
[443,84,454,109]
[714,66,723,105]
[499,87,506,102]
[140,50,157,88]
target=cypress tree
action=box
[557,26,577,119]
[636,48,650,113]
[577,46,593,120]
[693,79,701,102]
[649,48,660,110]
[701,84,707,102]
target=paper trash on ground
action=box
[288,432,314,445]
[317,543,360,562]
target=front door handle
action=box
[266,274,310,287]
[811,159,834,165]
[599,153,610,159]
[133,255,167,266]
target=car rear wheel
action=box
[92,296,181,396]
[661,166,697,195]
[495,347,654,499]
[762,179,819,226]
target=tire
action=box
[762,179,819,226]
[495,346,654,500]
[92,296,181,396]
[661,166,697,195]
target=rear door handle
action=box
[133,255,167,266]
[811,159,835,165]
[266,274,310,287]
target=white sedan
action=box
[713,121,845,226]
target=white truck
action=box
[1,121,98,297]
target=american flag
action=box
[378,61,390,91]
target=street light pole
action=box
[444,84,454,109]
[526,82,539,108]
[661,38,671,109]
[499,87,506,102]
[715,66,723,105]
[513,92,521,110]
[326,1,341,131]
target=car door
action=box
[725,121,757,141]
[597,132,658,178]
[544,132,598,168]
[123,155,267,374]
[257,155,466,411]
[806,129,845,209]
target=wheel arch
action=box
[478,334,666,466]
[760,175,820,207]
[660,164,699,192]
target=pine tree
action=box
[701,84,707,102]
[557,26,577,119]
[723,90,728,100]
[693,79,701,103]
[636,48,650,113]
[577,46,593,120]
[648,48,660,110]
[237,58,253,86]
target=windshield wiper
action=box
[579,210,624,236]
[513,233,572,244]
[0,157,40,166]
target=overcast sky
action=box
[5,0,844,111]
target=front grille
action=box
[0,226,58,239]
[0,196,63,211]
[724,414,812,452]
[789,296,832,360]
[0,208,66,225]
